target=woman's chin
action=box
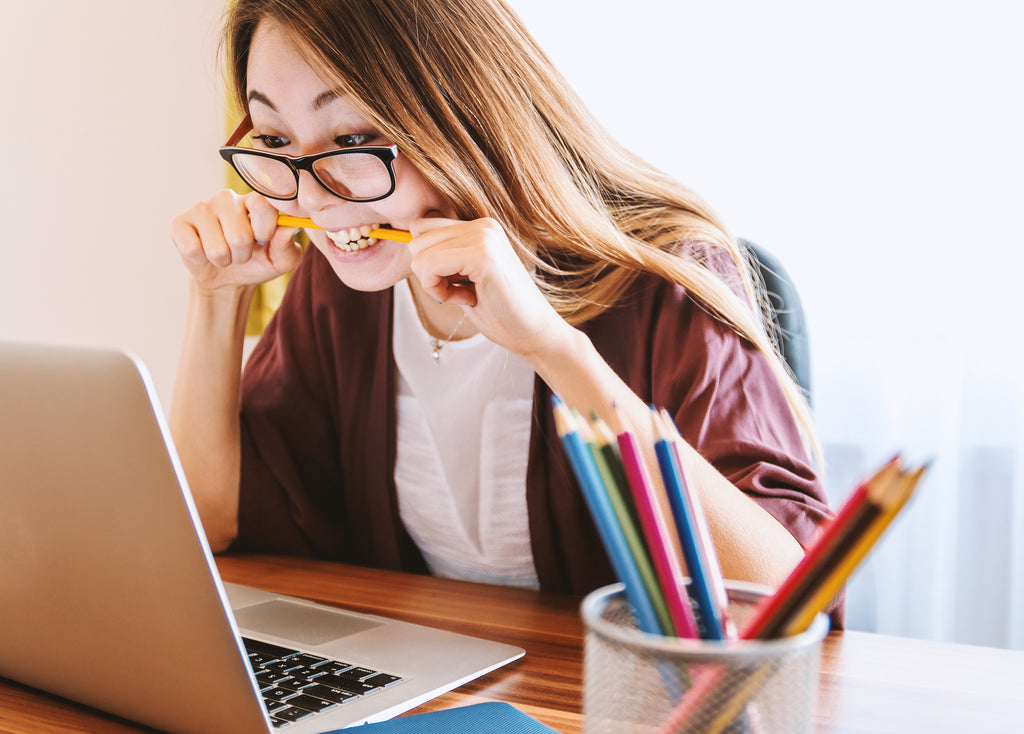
[314,238,409,293]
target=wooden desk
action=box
[2,554,1023,733]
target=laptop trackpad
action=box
[234,600,381,646]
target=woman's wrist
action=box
[522,319,588,388]
[186,281,257,338]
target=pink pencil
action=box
[616,426,700,639]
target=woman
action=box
[171,0,835,614]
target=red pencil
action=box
[656,455,924,734]
[739,455,903,640]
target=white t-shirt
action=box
[392,279,539,589]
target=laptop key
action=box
[263,698,291,714]
[243,637,299,660]
[336,666,376,680]
[286,665,326,680]
[314,673,381,695]
[305,684,358,704]
[317,661,353,675]
[272,705,315,723]
[256,671,292,687]
[363,672,403,687]
[264,660,305,675]
[263,687,299,703]
[248,652,280,667]
[276,676,318,693]
[286,694,337,713]
[291,652,328,667]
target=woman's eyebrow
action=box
[247,90,277,111]
[312,90,339,110]
[246,89,338,112]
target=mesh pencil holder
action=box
[581,582,829,734]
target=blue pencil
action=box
[651,408,726,640]
[660,409,736,639]
[552,396,663,635]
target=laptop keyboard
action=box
[243,637,404,728]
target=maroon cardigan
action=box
[233,247,842,623]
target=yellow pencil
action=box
[275,214,412,243]
[369,227,413,243]
[276,214,322,230]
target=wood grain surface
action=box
[2,554,1023,733]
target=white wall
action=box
[0,0,224,403]
[3,1,1022,645]
[507,0,1024,646]
[510,0,1022,364]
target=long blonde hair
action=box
[223,0,821,464]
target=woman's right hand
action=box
[171,189,304,293]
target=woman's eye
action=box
[335,133,375,147]
[252,134,289,149]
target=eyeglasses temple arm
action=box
[225,113,253,147]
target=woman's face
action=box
[245,19,452,292]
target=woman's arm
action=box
[169,189,303,551]
[528,327,806,588]
[407,215,807,588]
[170,284,254,551]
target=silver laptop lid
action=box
[0,342,270,733]
[0,343,523,733]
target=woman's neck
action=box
[405,277,476,341]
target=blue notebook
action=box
[335,702,559,732]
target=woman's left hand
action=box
[407,215,570,361]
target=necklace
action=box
[411,292,469,364]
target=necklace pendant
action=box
[430,338,441,363]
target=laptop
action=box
[0,342,524,733]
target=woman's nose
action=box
[295,169,337,213]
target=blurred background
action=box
[1,1,1021,648]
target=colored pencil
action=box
[552,397,662,635]
[660,409,736,639]
[656,457,927,734]
[781,463,927,636]
[275,214,412,243]
[738,455,903,640]
[652,409,725,640]
[578,413,675,636]
[615,422,700,639]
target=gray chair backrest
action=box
[740,239,812,404]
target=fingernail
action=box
[255,239,270,246]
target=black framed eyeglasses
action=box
[219,114,399,202]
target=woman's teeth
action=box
[326,224,381,252]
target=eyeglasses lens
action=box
[230,155,298,198]
[312,155,393,201]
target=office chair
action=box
[739,239,812,404]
